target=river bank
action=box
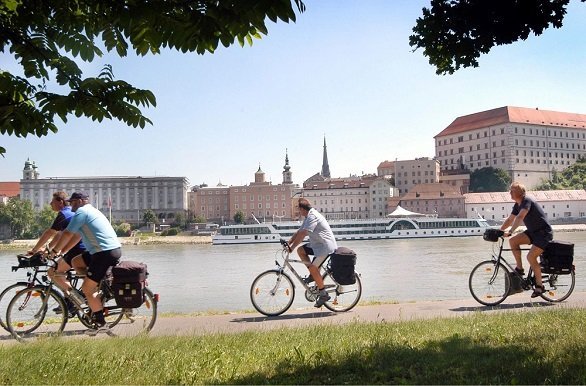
[1,223,585,250]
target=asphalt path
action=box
[2,291,586,343]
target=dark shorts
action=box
[63,244,89,266]
[301,244,328,267]
[524,228,553,250]
[86,248,122,283]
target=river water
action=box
[1,232,585,314]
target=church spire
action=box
[321,136,331,178]
[282,149,292,184]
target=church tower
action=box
[22,158,39,180]
[321,136,331,178]
[254,164,266,183]
[282,149,293,184]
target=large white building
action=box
[435,106,586,188]
[19,160,189,225]
[465,190,586,224]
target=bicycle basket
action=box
[483,229,504,242]
[16,253,46,267]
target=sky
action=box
[2,0,586,188]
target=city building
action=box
[399,182,465,218]
[0,181,20,204]
[392,157,440,195]
[189,152,300,224]
[435,106,586,188]
[465,190,586,224]
[376,160,394,178]
[303,175,397,219]
[19,160,189,225]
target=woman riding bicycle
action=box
[500,182,553,298]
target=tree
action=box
[410,0,580,75]
[234,210,245,224]
[0,197,35,238]
[173,211,186,229]
[193,215,207,224]
[142,209,158,226]
[0,0,306,156]
[35,204,57,236]
[469,167,511,192]
[535,157,586,190]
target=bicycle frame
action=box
[489,237,533,283]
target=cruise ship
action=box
[212,216,491,245]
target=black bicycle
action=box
[469,229,575,306]
[5,255,158,342]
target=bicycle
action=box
[5,256,158,342]
[0,253,52,332]
[250,239,362,316]
[469,229,576,306]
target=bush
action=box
[160,227,179,236]
[114,222,132,237]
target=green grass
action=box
[1,308,586,384]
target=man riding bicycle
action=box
[49,192,122,335]
[500,182,553,298]
[288,198,338,307]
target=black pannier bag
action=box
[540,241,574,275]
[112,261,148,308]
[330,247,357,285]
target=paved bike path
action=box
[2,292,586,342]
[149,290,586,337]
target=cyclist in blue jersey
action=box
[28,191,88,315]
[50,192,122,335]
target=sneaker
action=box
[84,322,110,336]
[314,290,331,308]
[303,276,315,285]
[53,299,77,317]
[531,285,545,298]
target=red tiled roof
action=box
[378,160,394,169]
[464,190,586,204]
[435,106,586,138]
[0,182,20,197]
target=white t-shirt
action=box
[301,208,338,257]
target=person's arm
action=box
[288,229,308,252]
[504,209,528,237]
[49,230,78,257]
[28,228,58,254]
[500,214,515,231]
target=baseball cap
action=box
[69,192,89,201]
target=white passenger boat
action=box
[212,216,491,245]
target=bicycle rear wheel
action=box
[469,260,511,306]
[250,270,295,316]
[106,288,157,336]
[6,286,67,341]
[540,271,575,302]
[323,272,362,312]
[0,283,29,332]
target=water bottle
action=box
[68,289,86,308]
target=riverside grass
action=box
[1,309,586,384]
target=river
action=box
[1,232,585,314]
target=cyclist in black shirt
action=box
[500,182,553,297]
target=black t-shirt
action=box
[50,212,69,231]
[511,196,552,233]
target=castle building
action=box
[435,106,586,188]
[19,160,189,225]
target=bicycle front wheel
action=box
[540,271,575,302]
[6,286,67,341]
[469,260,511,306]
[250,270,295,316]
[0,283,30,332]
[323,272,362,312]
[107,288,158,336]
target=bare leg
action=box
[297,248,325,288]
[48,259,73,294]
[82,278,101,313]
[509,233,530,271]
[527,245,545,287]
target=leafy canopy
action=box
[534,157,586,190]
[469,167,511,193]
[410,0,583,75]
[0,0,306,155]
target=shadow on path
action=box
[231,311,336,324]
[450,301,554,313]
